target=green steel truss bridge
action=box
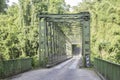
[0,12,120,80]
[39,12,90,67]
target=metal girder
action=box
[39,12,90,22]
[46,18,81,22]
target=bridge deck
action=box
[10,57,101,80]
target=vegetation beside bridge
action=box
[0,0,120,79]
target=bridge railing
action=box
[94,58,120,80]
[0,58,32,78]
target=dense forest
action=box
[0,0,69,67]
[73,0,120,64]
[0,0,120,65]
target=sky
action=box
[65,0,82,6]
[8,0,82,6]
[8,0,18,6]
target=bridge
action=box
[0,12,120,80]
[38,12,90,67]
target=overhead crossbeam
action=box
[46,19,81,22]
[39,12,90,22]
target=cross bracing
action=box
[39,12,90,67]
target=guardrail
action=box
[0,58,32,78]
[94,58,120,80]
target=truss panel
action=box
[39,12,90,67]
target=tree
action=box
[72,0,120,63]
[0,0,69,63]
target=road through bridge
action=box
[8,12,101,80]
[10,55,101,80]
[1,12,119,80]
[0,12,120,80]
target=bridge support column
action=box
[81,13,91,67]
[39,18,48,67]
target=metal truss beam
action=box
[46,19,82,22]
[39,11,91,68]
[39,12,90,22]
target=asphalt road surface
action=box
[10,56,101,80]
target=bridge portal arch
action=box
[39,12,90,67]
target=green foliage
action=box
[48,0,65,14]
[0,0,120,65]
[0,0,67,65]
[73,0,120,63]
[32,55,39,67]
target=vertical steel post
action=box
[49,22,53,64]
[54,23,57,62]
[39,18,47,67]
[55,23,58,61]
[47,22,51,65]
[45,21,48,65]
[52,22,55,62]
[39,18,44,66]
[81,13,90,67]
[39,19,41,66]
